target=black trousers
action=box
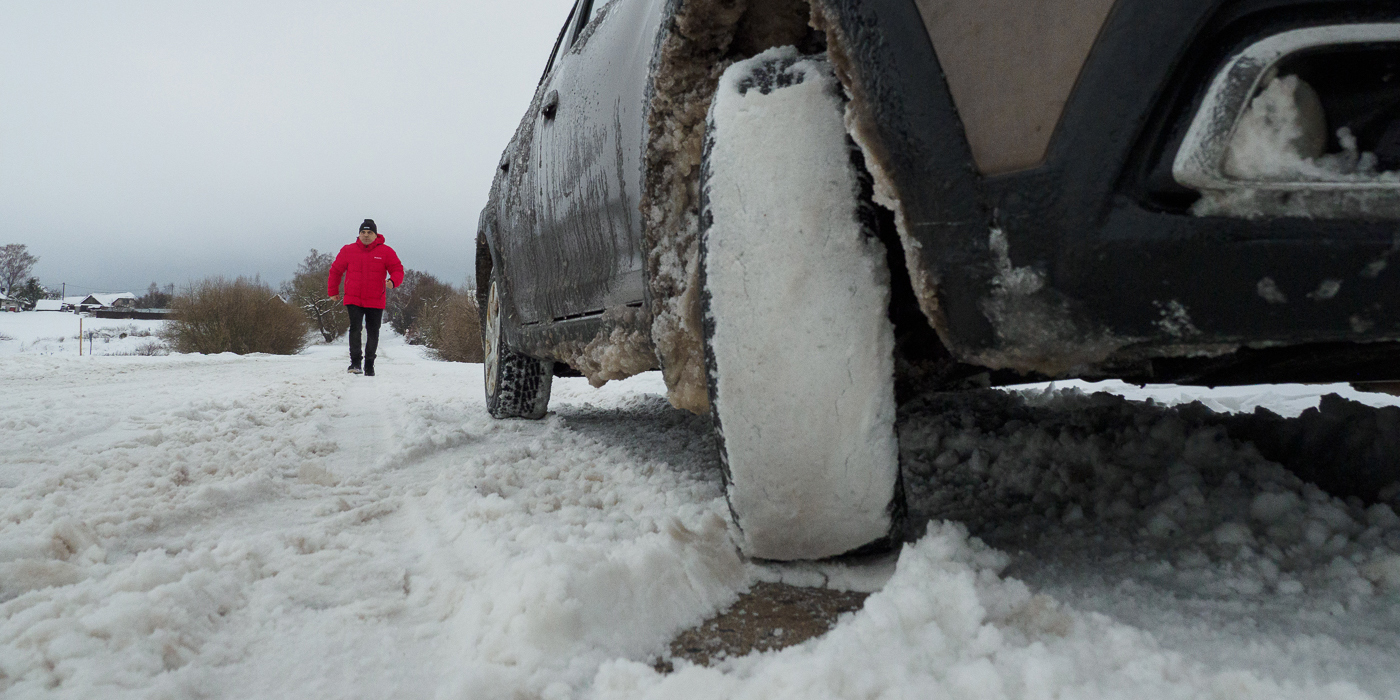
[346,304,383,366]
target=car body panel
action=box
[912,0,1119,174]
[484,0,1400,393]
[503,0,658,325]
[819,0,1400,384]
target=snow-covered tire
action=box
[699,49,903,560]
[483,272,553,419]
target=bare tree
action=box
[0,244,39,294]
[282,249,348,343]
[415,288,484,362]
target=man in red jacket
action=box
[328,219,404,376]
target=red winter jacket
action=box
[328,234,405,309]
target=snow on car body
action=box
[476,0,1400,559]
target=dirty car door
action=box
[517,0,658,323]
[494,1,575,326]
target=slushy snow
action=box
[1,314,1398,698]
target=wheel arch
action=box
[641,0,964,412]
[475,205,525,352]
[474,211,496,316]
[811,0,984,359]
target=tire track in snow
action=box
[333,374,394,476]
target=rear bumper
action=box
[821,0,1400,385]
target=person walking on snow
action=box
[328,219,404,376]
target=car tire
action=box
[699,49,904,560]
[482,271,554,419]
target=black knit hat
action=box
[359,219,377,233]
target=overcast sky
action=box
[0,0,571,297]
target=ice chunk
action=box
[1193,74,1400,218]
[1224,75,1328,180]
[1212,521,1256,546]
[1365,503,1400,529]
[1223,76,1393,183]
[1361,554,1400,591]
[1251,491,1304,524]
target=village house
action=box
[92,293,138,309]
[61,293,138,313]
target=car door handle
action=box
[542,90,559,121]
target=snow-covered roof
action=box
[34,299,63,311]
[91,293,137,306]
[61,293,136,307]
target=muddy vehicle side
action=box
[478,0,1400,558]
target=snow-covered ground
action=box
[0,312,167,356]
[1,317,1398,698]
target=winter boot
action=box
[348,362,363,375]
[364,359,375,377]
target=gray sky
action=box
[1,0,571,296]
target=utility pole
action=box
[78,316,83,356]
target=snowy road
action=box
[2,327,1399,698]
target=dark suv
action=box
[477,0,1400,560]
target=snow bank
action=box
[589,384,1400,699]
[406,412,744,697]
[897,387,1400,695]
[1023,378,1400,417]
[900,388,1400,585]
[596,521,1375,700]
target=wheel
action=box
[699,49,904,560]
[482,271,553,419]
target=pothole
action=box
[655,582,869,672]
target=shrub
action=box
[134,340,170,356]
[387,270,455,340]
[110,341,171,357]
[162,277,308,355]
[413,288,484,363]
[282,249,348,343]
[84,324,146,342]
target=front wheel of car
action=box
[482,271,553,419]
[699,49,904,560]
